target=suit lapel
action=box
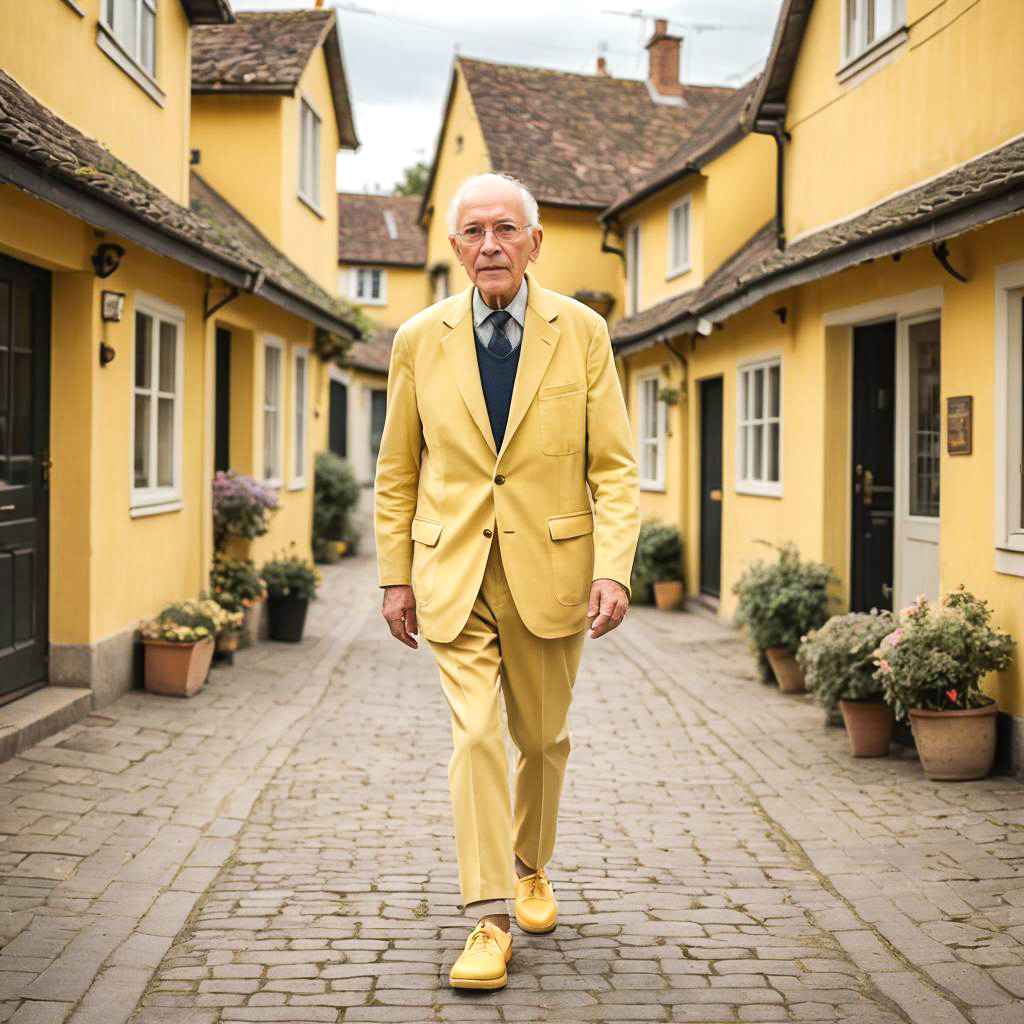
[498,275,560,459]
[440,288,498,457]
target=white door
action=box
[894,314,941,607]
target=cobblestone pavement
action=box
[1,553,1023,1024]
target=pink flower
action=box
[889,628,903,646]
[879,659,891,674]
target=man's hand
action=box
[587,579,629,639]
[382,585,418,649]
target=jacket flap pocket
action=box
[410,516,443,546]
[540,381,583,399]
[548,510,594,541]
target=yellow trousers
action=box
[428,537,586,906]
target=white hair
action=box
[446,172,541,236]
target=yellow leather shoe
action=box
[515,867,557,933]
[449,921,513,990]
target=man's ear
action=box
[448,234,463,266]
[528,226,543,263]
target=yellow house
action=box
[0,0,361,752]
[609,0,1024,773]
[333,193,425,486]
[419,24,736,323]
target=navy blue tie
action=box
[486,310,513,357]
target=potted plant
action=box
[630,522,684,610]
[212,470,279,552]
[733,541,836,693]
[873,588,1014,780]
[262,548,320,642]
[210,552,267,647]
[798,610,896,755]
[312,452,361,563]
[139,599,232,697]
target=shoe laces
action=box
[526,867,550,899]
[468,924,498,950]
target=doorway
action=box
[699,376,723,598]
[214,327,231,473]
[0,253,51,702]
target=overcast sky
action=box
[233,0,784,195]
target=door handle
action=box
[709,488,722,502]
[863,468,874,506]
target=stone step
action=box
[0,685,93,762]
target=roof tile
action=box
[338,193,426,267]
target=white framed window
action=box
[995,262,1024,576]
[736,357,782,496]
[667,197,691,277]
[636,373,666,491]
[298,97,322,211]
[627,222,641,315]
[842,0,905,62]
[131,293,183,515]
[263,336,284,485]
[102,0,157,75]
[353,267,387,305]
[290,347,309,490]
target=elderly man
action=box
[374,172,640,990]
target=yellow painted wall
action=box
[190,94,285,247]
[0,0,193,204]
[339,262,428,328]
[785,0,1024,240]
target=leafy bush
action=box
[210,552,266,613]
[630,522,683,605]
[212,470,279,549]
[140,598,242,643]
[263,548,320,601]
[313,452,361,560]
[733,541,836,654]
[797,610,896,716]
[873,587,1015,720]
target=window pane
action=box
[264,409,278,479]
[121,0,138,55]
[134,393,150,487]
[264,346,280,406]
[738,424,747,481]
[157,397,174,487]
[846,0,859,55]
[294,358,306,475]
[768,422,780,482]
[908,319,940,517]
[135,312,152,388]
[371,270,381,300]
[158,321,176,393]
[739,370,748,422]
[140,5,155,74]
[768,364,780,418]
[753,368,764,419]
[752,424,763,480]
[312,113,321,200]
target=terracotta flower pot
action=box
[908,700,998,781]
[653,580,683,611]
[764,646,806,693]
[266,596,309,642]
[839,698,894,757]
[142,636,214,698]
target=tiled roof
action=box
[0,69,357,337]
[192,10,358,149]
[338,193,426,267]
[189,173,360,332]
[602,77,761,220]
[613,133,1024,345]
[344,327,395,375]
[454,57,735,209]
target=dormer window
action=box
[298,97,322,212]
[103,0,157,77]
[843,0,904,62]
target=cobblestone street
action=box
[1,552,1023,1024]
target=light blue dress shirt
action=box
[472,277,528,351]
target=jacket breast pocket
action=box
[410,515,442,604]
[538,382,584,456]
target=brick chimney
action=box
[596,55,609,77]
[646,18,683,98]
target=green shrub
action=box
[733,541,836,655]
[263,549,320,601]
[797,610,896,718]
[313,452,361,559]
[630,522,683,605]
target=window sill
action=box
[131,498,183,519]
[837,27,908,86]
[298,192,325,219]
[355,296,386,306]
[666,264,692,282]
[735,482,782,499]
[264,478,282,490]
[96,24,165,107]
[996,539,1024,577]
[639,481,666,493]
[287,479,306,492]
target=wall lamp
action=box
[91,242,125,279]
[101,290,126,322]
[696,317,714,337]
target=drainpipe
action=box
[754,102,788,250]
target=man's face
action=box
[448,182,543,306]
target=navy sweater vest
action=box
[474,331,522,452]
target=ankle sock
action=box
[467,898,509,919]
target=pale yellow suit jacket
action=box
[374,274,641,644]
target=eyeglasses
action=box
[455,222,528,244]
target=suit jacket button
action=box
[494,475,505,485]
[483,528,493,537]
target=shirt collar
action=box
[472,276,528,329]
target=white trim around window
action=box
[97,0,164,106]
[839,0,907,83]
[289,346,310,490]
[667,196,692,278]
[636,372,666,491]
[352,267,388,305]
[627,222,642,316]
[995,260,1024,577]
[298,94,323,214]
[262,336,285,487]
[735,356,782,497]
[131,292,184,516]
